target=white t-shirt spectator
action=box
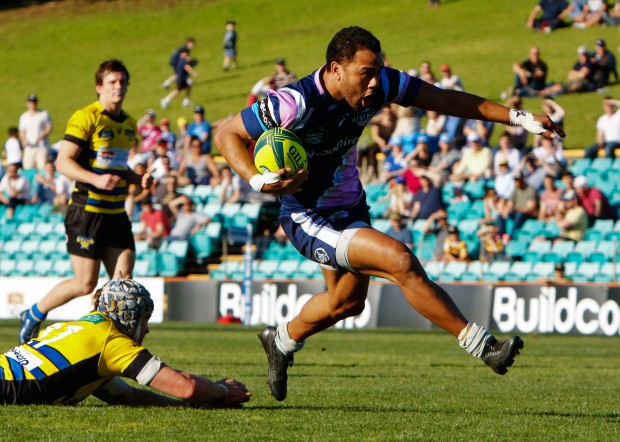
[19,109,52,148]
[4,138,22,165]
[596,109,620,143]
[0,174,31,200]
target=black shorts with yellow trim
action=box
[65,204,135,259]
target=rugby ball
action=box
[253,127,307,177]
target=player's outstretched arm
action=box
[94,376,187,407]
[148,365,252,408]
[412,81,565,140]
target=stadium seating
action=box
[424,261,444,279]
[51,260,73,277]
[15,222,38,241]
[572,262,601,282]
[298,260,322,279]
[483,261,511,281]
[505,241,527,260]
[271,260,300,279]
[14,239,40,260]
[0,259,17,276]
[504,262,533,281]
[440,261,468,281]
[33,260,53,276]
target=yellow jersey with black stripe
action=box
[0,312,152,405]
[64,100,137,214]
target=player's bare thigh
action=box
[321,266,370,312]
[102,247,135,279]
[345,227,423,281]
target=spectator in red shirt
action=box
[134,197,171,249]
[573,175,618,225]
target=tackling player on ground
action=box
[2,279,251,406]
[215,26,565,401]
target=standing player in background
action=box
[162,37,195,89]
[215,26,565,401]
[222,20,238,71]
[19,59,153,344]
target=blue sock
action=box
[27,304,47,323]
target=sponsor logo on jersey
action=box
[352,108,375,126]
[124,129,134,139]
[79,313,106,324]
[6,346,43,370]
[76,235,95,250]
[313,247,330,264]
[258,98,276,129]
[305,127,327,145]
[327,210,349,223]
[98,129,114,139]
[99,149,115,161]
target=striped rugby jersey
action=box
[241,65,422,211]
[64,101,137,214]
[0,312,152,405]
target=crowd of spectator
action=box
[2,17,620,274]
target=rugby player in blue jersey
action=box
[215,26,565,401]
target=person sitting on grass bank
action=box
[1,279,251,407]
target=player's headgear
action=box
[97,279,154,341]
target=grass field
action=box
[1,0,619,150]
[0,320,618,441]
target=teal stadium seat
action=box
[441,261,468,280]
[273,260,300,279]
[424,261,444,279]
[134,260,156,277]
[504,262,533,282]
[33,260,53,276]
[574,240,597,260]
[36,222,55,240]
[14,239,40,260]
[483,261,511,281]
[0,259,17,276]
[573,262,601,282]
[298,260,322,279]
[2,240,22,259]
[15,222,38,241]
[51,260,73,277]
[550,240,575,259]
[592,219,614,234]
[505,241,527,260]
[33,239,58,260]
[372,218,391,233]
[569,158,591,176]
[527,262,555,280]
[13,205,38,223]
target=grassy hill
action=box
[0,0,618,151]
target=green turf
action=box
[0,320,618,441]
[0,0,618,153]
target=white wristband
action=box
[509,109,544,135]
[249,172,281,192]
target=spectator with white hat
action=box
[573,175,618,225]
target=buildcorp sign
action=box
[491,285,620,336]
[218,281,379,329]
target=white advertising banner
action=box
[0,277,164,323]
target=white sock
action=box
[275,322,305,356]
[458,323,491,358]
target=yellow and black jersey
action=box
[64,101,137,214]
[0,312,152,405]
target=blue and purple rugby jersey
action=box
[241,65,422,212]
